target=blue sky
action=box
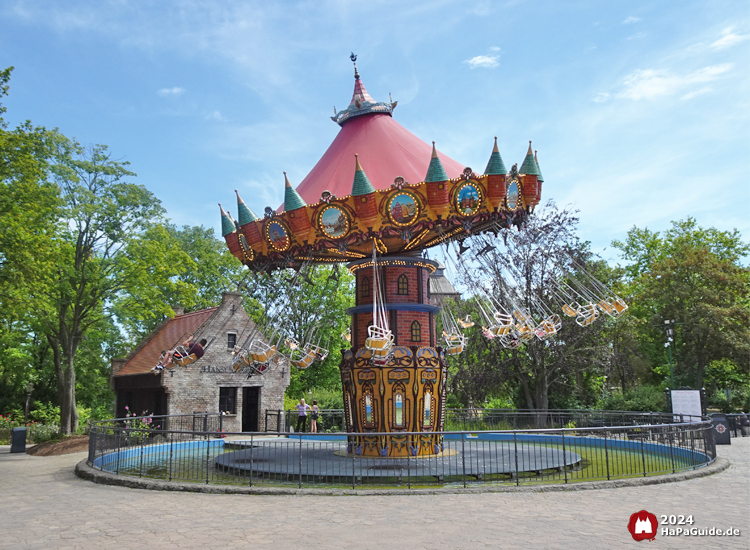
[1,1,748,262]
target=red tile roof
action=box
[115,308,218,376]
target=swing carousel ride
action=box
[220,56,627,458]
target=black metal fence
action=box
[265,408,708,434]
[87,411,716,490]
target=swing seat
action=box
[597,300,617,317]
[481,326,495,339]
[285,337,300,351]
[444,332,467,355]
[561,304,577,317]
[444,343,465,355]
[249,340,277,363]
[576,314,598,327]
[231,349,252,371]
[291,349,316,369]
[512,310,527,323]
[365,326,394,357]
[613,298,628,313]
[170,346,197,367]
[457,316,475,329]
[307,344,329,361]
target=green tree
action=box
[614,218,750,389]
[34,137,177,434]
[240,265,354,398]
[446,203,615,416]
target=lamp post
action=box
[24,382,34,424]
[664,319,675,388]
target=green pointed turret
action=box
[484,137,507,175]
[425,141,449,182]
[235,189,259,225]
[534,150,544,182]
[351,154,375,196]
[519,141,540,176]
[283,172,306,212]
[219,203,235,236]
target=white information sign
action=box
[671,390,702,421]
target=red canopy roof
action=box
[293,106,466,205]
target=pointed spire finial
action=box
[484,137,507,175]
[425,142,448,182]
[350,52,359,79]
[282,172,306,211]
[219,203,235,236]
[351,154,375,196]
[235,189,259,224]
[520,141,540,176]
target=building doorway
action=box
[242,387,260,432]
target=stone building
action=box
[110,292,289,431]
[428,261,460,306]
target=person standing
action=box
[310,400,320,433]
[295,398,311,433]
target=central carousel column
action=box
[339,253,449,458]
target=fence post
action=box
[203,412,208,434]
[513,432,519,486]
[168,436,174,482]
[206,427,211,485]
[669,426,676,473]
[640,437,647,477]
[248,432,254,487]
[115,429,121,475]
[139,434,145,478]
[461,433,467,488]
[298,433,303,489]
[604,430,610,481]
[561,430,568,484]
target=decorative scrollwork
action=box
[263,206,275,219]
[462,167,475,181]
[319,190,336,204]
[391,176,408,190]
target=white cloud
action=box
[616,64,732,100]
[623,16,640,24]
[593,92,610,103]
[158,87,185,97]
[464,55,499,69]
[489,46,501,52]
[626,32,646,40]
[206,110,225,121]
[710,28,750,50]
[680,88,712,101]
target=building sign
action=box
[670,389,702,421]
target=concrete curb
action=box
[75,456,731,496]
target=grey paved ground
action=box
[1,438,748,550]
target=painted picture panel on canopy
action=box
[456,183,481,215]
[266,220,290,251]
[319,205,350,239]
[388,192,420,226]
[506,180,520,210]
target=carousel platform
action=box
[214,437,582,482]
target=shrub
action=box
[601,386,667,412]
